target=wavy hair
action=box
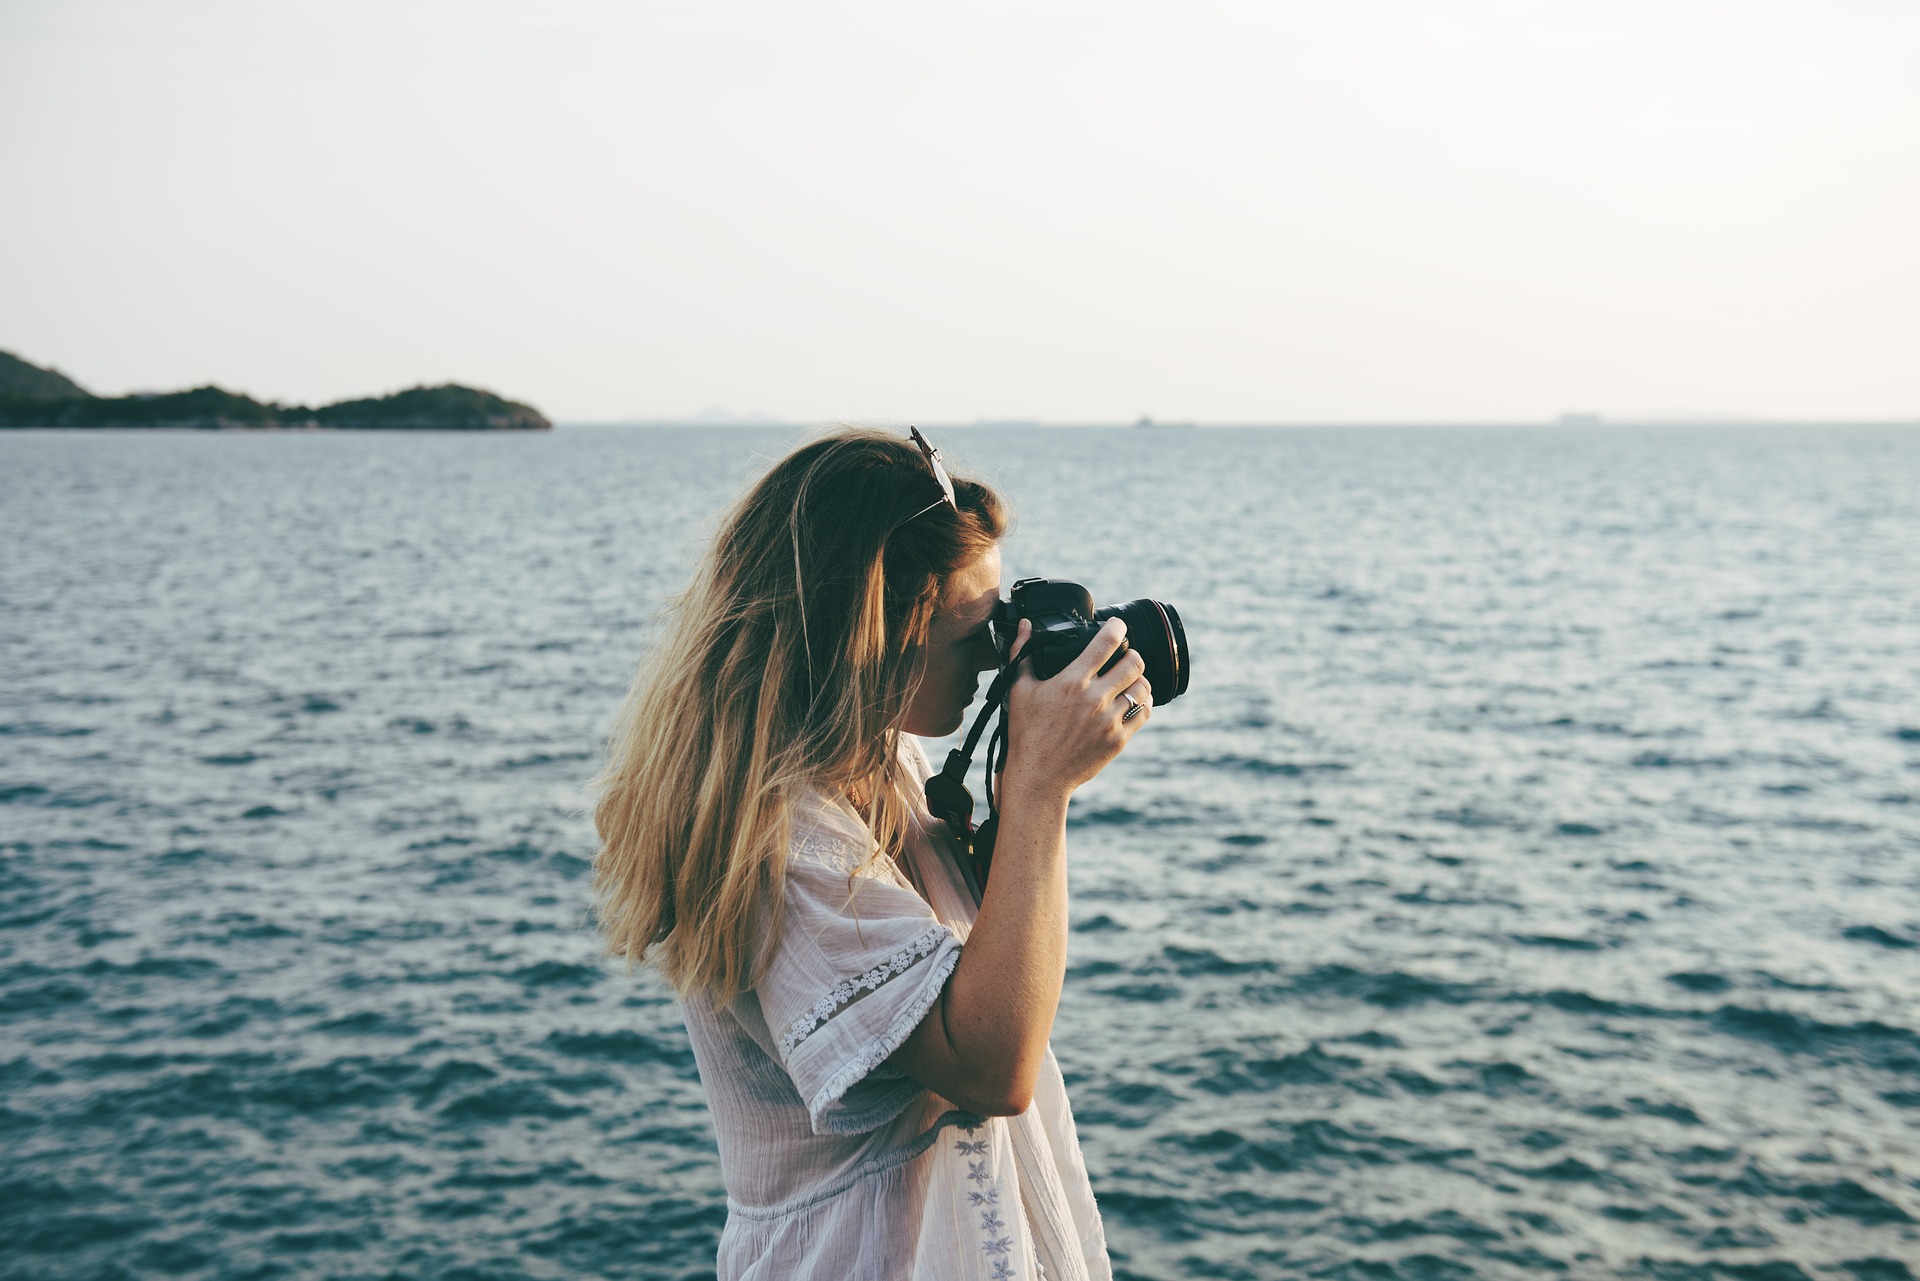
[591,427,1007,1003]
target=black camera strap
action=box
[923,653,1029,887]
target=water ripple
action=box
[4,425,1919,1278]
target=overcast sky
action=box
[1,0,1915,424]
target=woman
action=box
[593,426,1151,1280]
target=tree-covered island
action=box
[0,350,552,430]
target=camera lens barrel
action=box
[997,578,1191,704]
[1094,598,1189,704]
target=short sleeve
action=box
[756,803,962,1136]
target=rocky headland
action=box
[0,350,552,431]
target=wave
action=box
[1192,755,1350,777]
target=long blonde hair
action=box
[592,427,1007,1003]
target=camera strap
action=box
[923,653,1029,886]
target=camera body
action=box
[991,577,1189,704]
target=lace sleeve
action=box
[755,809,962,1135]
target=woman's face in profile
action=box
[903,544,1004,738]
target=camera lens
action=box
[1095,598,1190,704]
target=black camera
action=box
[924,576,1191,881]
[990,578,1190,704]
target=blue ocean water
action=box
[2,424,1917,1280]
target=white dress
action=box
[677,737,1112,1281]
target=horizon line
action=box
[554,416,1920,430]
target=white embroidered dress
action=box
[677,738,1112,1281]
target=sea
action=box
[2,424,1917,1281]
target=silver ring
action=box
[1121,692,1144,722]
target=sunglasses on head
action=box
[896,426,958,528]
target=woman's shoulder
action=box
[785,734,937,881]
[787,789,877,876]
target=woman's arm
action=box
[886,617,1149,1115]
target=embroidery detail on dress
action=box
[779,926,948,1056]
[957,1129,1018,1280]
[790,827,871,876]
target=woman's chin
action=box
[904,705,969,739]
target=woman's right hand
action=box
[889,614,1151,1116]
[998,616,1152,802]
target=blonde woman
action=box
[593,427,1150,1280]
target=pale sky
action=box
[2,0,1915,424]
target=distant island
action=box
[0,350,551,431]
